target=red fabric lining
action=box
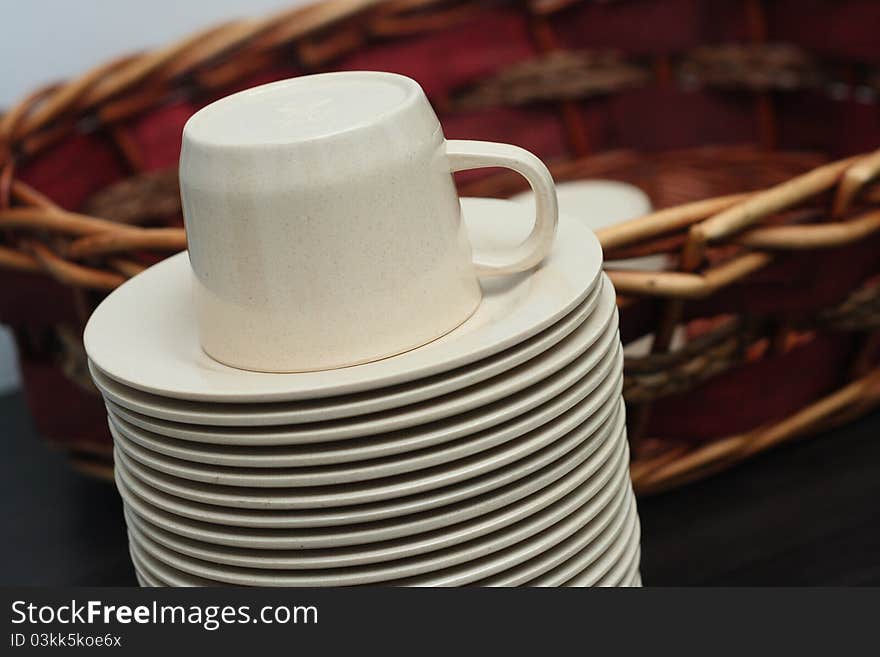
[769,0,880,61]
[333,9,536,101]
[17,133,126,211]
[551,0,711,55]
[644,332,857,440]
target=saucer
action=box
[511,180,651,230]
[109,362,623,504]
[512,180,666,271]
[477,481,635,586]
[123,448,630,586]
[563,503,640,587]
[94,283,616,432]
[592,509,641,587]
[519,490,637,586]
[103,321,619,451]
[104,342,619,471]
[87,275,603,426]
[105,344,620,478]
[112,399,622,539]
[119,435,625,570]
[113,385,623,514]
[113,405,622,550]
[84,197,603,403]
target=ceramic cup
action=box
[180,71,558,372]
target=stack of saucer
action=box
[86,197,640,586]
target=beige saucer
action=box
[98,298,618,445]
[124,446,631,586]
[481,486,636,586]
[85,198,604,403]
[113,383,623,521]
[113,400,622,547]
[109,349,618,489]
[529,493,638,587]
[594,515,642,587]
[566,517,641,587]
[89,276,603,426]
[120,432,625,571]
[115,407,622,557]
[111,366,623,510]
[105,343,621,485]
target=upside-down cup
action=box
[180,71,558,373]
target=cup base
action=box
[200,293,482,374]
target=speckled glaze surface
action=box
[107,362,622,504]
[90,282,615,434]
[110,403,624,550]
[511,179,665,271]
[120,432,630,585]
[103,343,621,483]
[84,276,604,426]
[111,400,624,531]
[84,198,601,403]
[180,71,558,372]
[119,443,627,573]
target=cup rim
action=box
[182,71,425,149]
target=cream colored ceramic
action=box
[108,350,618,488]
[112,399,622,539]
[512,179,649,228]
[626,557,643,587]
[347,461,630,587]
[127,481,640,588]
[106,344,620,482]
[120,431,624,571]
[104,349,614,476]
[106,312,619,456]
[512,179,666,271]
[566,513,641,587]
[112,381,623,515]
[84,197,602,403]
[101,317,617,454]
[87,275,601,427]
[596,544,639,587]
[181,72,558,372]
[403,472,629,585]
[102,344,613,472]
[122,445,629,587]
[92,280,614,433]
[101,307,616,450]
[130,530,643,588]
[130,551,159,587]
[129,540,212,586]
[483,486,635,586]
[402,454,631,588]
[113,404,622,552]
[529,493,637,587]
[104,322,618,459]
[593,517,642,587]
[109,362,622,503]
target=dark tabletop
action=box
[2,391,878,586]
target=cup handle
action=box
[446,139,558,276]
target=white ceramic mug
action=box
[180,71,558,372]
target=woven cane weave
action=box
[1,0,878,493]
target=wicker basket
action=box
[1,0,878,495]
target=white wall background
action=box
[2,0,314,106]
[0,0,313,391]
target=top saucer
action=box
[84,197,603,403]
